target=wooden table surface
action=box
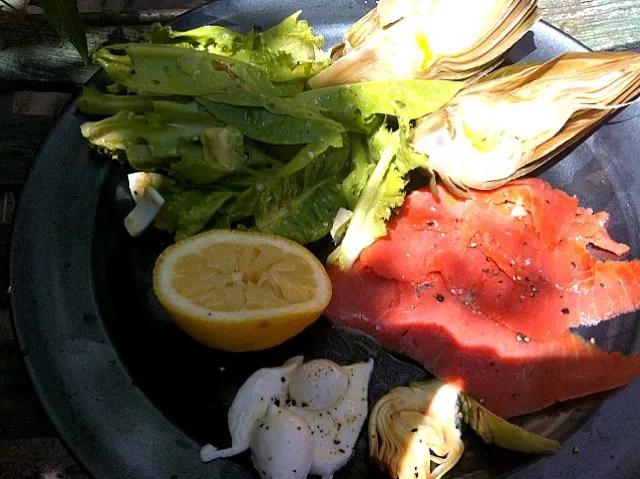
[2,0,640,477]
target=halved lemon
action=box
[153,229,332,352]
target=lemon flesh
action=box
[153,230,331,352]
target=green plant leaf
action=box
[163,190,235,241]
[40,0,88,64]
[197,93,344,146]
[296,79,464,134]
[145,11,329,83]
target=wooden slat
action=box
[0,93,55,186]
[0,437,90,479]
[25,7,198,26]
[1,0,640,88]
[541,0,640,51]
[23,0,209,25]
[30,0,207,11]
[0,0,639,88]
[0,19,147,86]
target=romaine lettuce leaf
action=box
[394,112,432,175]
[295,79,464,133]
[196,93,344,145]
[222,185,263,223]
[158,137,351,244]
[168,145,234,185]
[328,123,418,270]
[76,87,157,115]
[329,113,432,270]
[201,126,245,170]
[244,140,285,169]
[249,11,329,82]
[341,134,372,209]
[163,189,234,241]
[275,135,344,177]
[80,100,224,175]
[253,140,350,244]
[93,44,302,97]
[144,23,240,49]
[145,11,329,83]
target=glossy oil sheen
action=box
[10,1,640,478]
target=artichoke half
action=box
[308,0,540,88]
[411,51,640,193]
[369,380,559,479]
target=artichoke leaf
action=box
[459,393,560,453]
[369,381,464,479]
[411,51,640,193]
[308,0,540,88]
[369,379,559,479]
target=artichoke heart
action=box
[369,379,559,479]
[411,51,640,193]
[308,0,539,88]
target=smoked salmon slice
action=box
[325,263,640,418]
[358,179,640,340]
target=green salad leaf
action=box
[196,93,345,145]
[144,23,239,48]
[76,87,159,115]
[93,44,302,97]
[222,185,264,223]
[155,136,351,244]
[80,12,469,249]
[341,134,372,209]
[168,144,238,185]
[146,11,329,83]
[328,117,428,270]
[275,138,342,177]
[244,140,285,169]
[163,190,235,241]
[295,80,464,133]
[80,100,223,174]
[253,139,351,243]
[201,126,245,170]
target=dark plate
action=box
[10,1,640,478]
